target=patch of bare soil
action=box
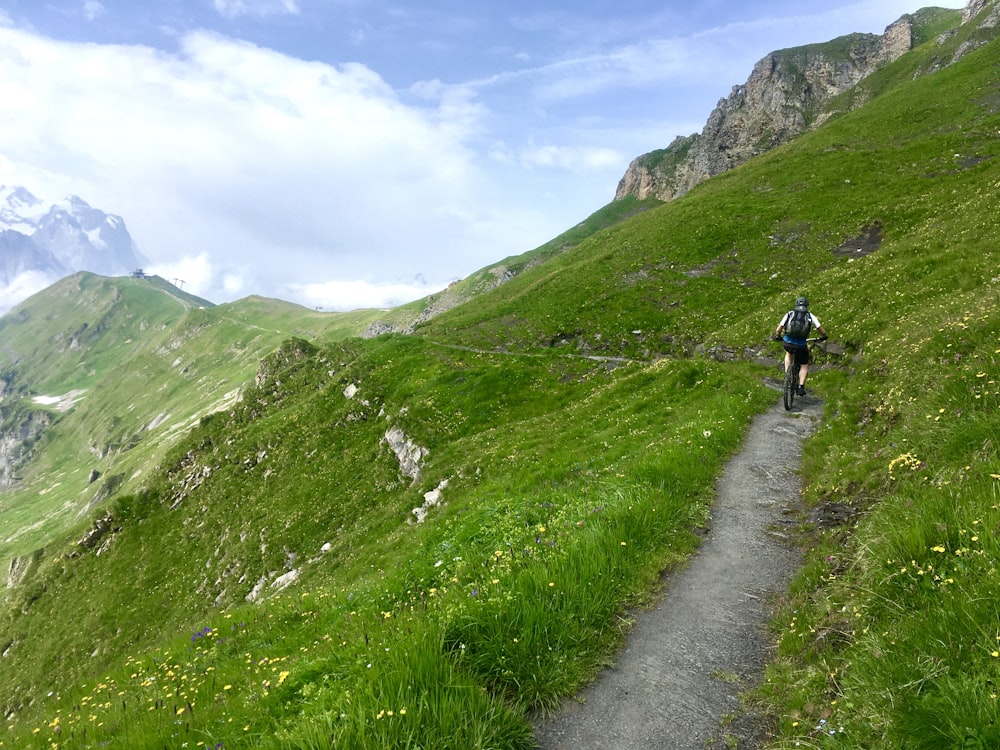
[833,222,883,258]
[533,395,823,750]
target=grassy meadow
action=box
[1,5,999,748]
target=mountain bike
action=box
[779,337,824,411]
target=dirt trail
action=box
[533,394,822,749]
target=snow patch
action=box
[31,390,86,412]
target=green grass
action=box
[2,10,1000,750]
[757,283,1000,749]
[0,279,390,559]
[0,337,773,747]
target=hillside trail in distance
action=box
[533,390,823,750]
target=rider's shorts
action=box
[782,342,810,366]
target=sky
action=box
[0,0,969,312]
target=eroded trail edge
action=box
[533,397,822,750]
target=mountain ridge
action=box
[615,5,972,203]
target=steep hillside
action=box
[0,4,998,749]
[0,275,385,559]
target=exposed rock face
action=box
[965,0,992,21]
[7,551,42,589]
[0,410,51,490]
[614,8,982,203]
[384,427,427,483]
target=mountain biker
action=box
[775,296,828,396]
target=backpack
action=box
[785,308,812,339]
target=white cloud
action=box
[145,253,216,298]
[0,271,58,314]
[518,143,623,172]
[83,2,105,22]
[281,278,443,312]
[213,0,300,20]
[0,26,558,309]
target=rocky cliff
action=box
[615,7,974,202]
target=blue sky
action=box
[0,0,968,310]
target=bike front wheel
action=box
[783,364,797,410]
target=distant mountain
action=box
[0,230,62,280]
[0,185,147,312]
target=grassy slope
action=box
[0,8,998,750]
[1,336,774,748]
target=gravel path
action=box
[533,395,822,749]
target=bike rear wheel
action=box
[783,363,797,410]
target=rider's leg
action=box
[799,363,809,386]
[784,350,792,373]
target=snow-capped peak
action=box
[1,185,147,306]
[0,184,50,233]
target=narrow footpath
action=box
[533,395,823,750]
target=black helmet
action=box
[795,296,809,309]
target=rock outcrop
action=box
[615,8,978,203]
[384,427,427,483]
[0,409,51,490]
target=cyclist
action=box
[775,296,828,395]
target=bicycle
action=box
[778,337,824,411]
